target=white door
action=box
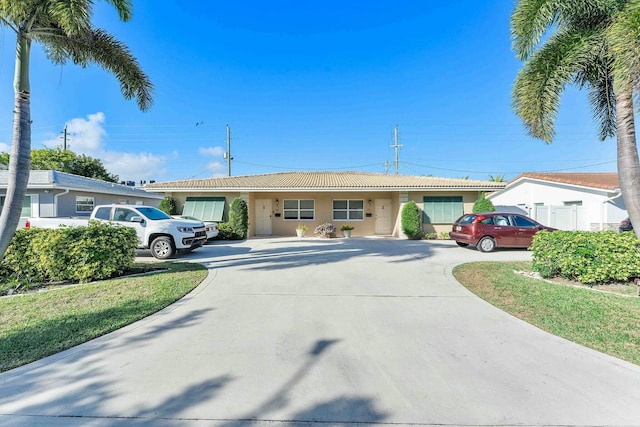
[375,199,392,234]
[255,199,272,235]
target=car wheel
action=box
[455,241,469,247]
[151,236,175,259]
[477,236,496,252]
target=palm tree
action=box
[489,174,506,182]
[0,0,153,258]
[512,0,640,238]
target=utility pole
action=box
[224,124,233,177]
[390,125,402,174]
[63,126,68,151]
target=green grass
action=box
[0,262,208,372]
[453,261,640,366]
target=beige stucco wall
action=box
[249,191,397,237]
[162,190,483,238]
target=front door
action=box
[375,199,392,234]
[255,199,272,235]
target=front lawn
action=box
[0,262,207,372]
[453,261,640,365]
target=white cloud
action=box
[0,142,10,153]
[206,161,225,173]
[103,152,167,183]
[199,146,225,157]
[65,112,107,153]
[199,146,227,177]
[42,113,167,182]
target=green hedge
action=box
[215,222,244,240]
[229,198,248,239]
[472,193,495,213]
[0,221,138,286]
[401,201,422,239]
[531,230,640,284]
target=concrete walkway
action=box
[1,238,640,426]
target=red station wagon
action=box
[449,212,556,252]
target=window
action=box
[113,207,138,222]
[182,196,225,221]
[423,196,463,224]
[93,207,111,220]
[511,215,537,227]
[283,199,314,220]
[333,200,364,221]
[0,195,32,217]
[76,196,94,213]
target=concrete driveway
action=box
[1,238,640,426]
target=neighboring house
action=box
[145,171,506,238]
[486,172,624,231]
[0,170,164,226]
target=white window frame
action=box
[283,199,315,221]
[1,194,36,217]
[76,196,95,213]
[332,199,365,221]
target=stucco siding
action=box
[488,180,626,231]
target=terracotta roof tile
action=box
[511,172,619,191]
[146,171,506,191]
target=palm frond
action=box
[609,0,640,94]
[38,27,153,111]
[511,0,562,60]
[103,0,132,22]
[47,0,92,35]
[513,27,599,142]
[587,74,617,140]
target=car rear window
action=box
[457,215,477,224]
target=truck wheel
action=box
[151,236,175,259]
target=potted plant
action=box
[314,222,336,238]
[340,224,354,238]
[296,224,308,238]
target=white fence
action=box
[534,205,585,230]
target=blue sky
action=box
[0,1,617,183]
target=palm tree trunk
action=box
[615,88,640,240]
[0,33,32,259]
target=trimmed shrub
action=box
[229,198,248,239]
[531,230,640,284]
[158,196,177,215]
[0,221,138,286]
[472,193,495,213]
[216,222,242,240]
[401,201,422,239]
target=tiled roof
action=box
[145,171,506,191]
[511,172,619,191]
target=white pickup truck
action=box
[26,205,207,259]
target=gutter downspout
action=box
[601,188,622,231]
[53,189,70,217]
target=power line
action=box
[401,159,616,175]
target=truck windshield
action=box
[137,207,171,220]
